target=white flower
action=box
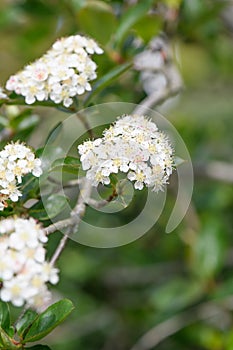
[27,285,52,312]
[134,36,182,100]
[39,263,59,285]
[0,142,42,210]
[1,277,30,307]
[0,217,60,310]
[78,114,174,192]
[6,35,103,107]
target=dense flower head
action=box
[0,217,59,310]
[78,114,174,192]
[0,142,42,210]
[5,34,103,107]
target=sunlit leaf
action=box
[16,309,38,338]
[84,62,132,105]
[23,299,74,343]
[0,327,20,349]
[113,0,154,46]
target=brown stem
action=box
[48,179,93,264]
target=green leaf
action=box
[0,301,10,334]
[150,278,203,312]
[9,109,40,140]
[191,218,227,279]
[9,112,39,132]
[30,194,69,221]
[0,327,20,349]
[84,62,132,105]
[44,194,69,219]
[77,1,117,45]
[132,14,162,42]
[69,0,86,11]
[16,114,39,132]
[114,0,154,46]
[23,299,74,343]
[45,122,63,145]
[8,326,15,338]
[16,309,38,338]
[9,109,32,126]
[50,156,80,174]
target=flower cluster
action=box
[0,142,42,210]
[6,35,103,107]
[0,217,59,310]
[78,114,174,192]
[134,37,169,96]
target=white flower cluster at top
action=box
[0,142,42,211]
[78,114,174,192]
[5,35,103,107]
[0,217,59,310]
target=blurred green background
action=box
[1,0,233,349]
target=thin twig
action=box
[50,234,70,266]
[46,217,77,235]
[86,198,109,209]
[48,179,93,264]
[133,85,181,116]
[194,161,233,183]
[134,64,182,116]
[45,178,92,235]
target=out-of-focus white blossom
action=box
[134,36,182,98]
[78,114,174,192]
[0,142,42,210]
[0,87,8,100]
[6,35,103,107]
[0,217,59,309]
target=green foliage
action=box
[84,62,132,106]
[113,0,154,47]
[16,309,38,338]
[77,1,117,44]
[29,193,69,221]
[23,299,74,343]
[191,219,227,279]
[0,299,74,349]
[0,301,11,334]
[50,156,80,174]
